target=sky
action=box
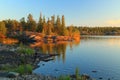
[0,0,120,27]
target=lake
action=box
[33,36,120,80]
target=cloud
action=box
[106,20,120,26]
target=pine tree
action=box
[61,15,66,35]
[47,18,52,35]
[62,15,65,28]
[56,15,61,35]
[42,16,47,34]
[27,14,37,31]
[0,21,7,35]
[51,15,55,25]
[20,17,26,31]
[51,15,55,32]
[3,20,12,33]
[12,20,21,31]
[37,13,43,32]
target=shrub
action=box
[25,64,33,74]
[16,65,24,74]
[0,64,16,71]
[58,75,71,80]
[75,67,79,79]
[17,43,34,55]
[15,64,33,75]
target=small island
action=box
[0,13,80,44]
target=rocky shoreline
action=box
[0,72,92,80]
[0,44,59,67]
[0,72,57,80]
[0,44,92,80]
[0,44,60,80]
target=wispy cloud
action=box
[106,20,120,26]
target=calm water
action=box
[33,36,120,80]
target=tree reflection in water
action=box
[30,40,80,63]
[0,38,18,45]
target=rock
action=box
[9,48,16,52]
[99,77,103,79]
[81,74,90,79]
[54,69,59,71]
[6,72,19,78]
[43,58,54,62]
[42,64,45,66]
[70,74,76,78]
[0,72,8,77]
[92,70,97,73]
[108,78,110,80]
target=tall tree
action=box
[20,17,26,31]
[61,15,65,28]
[4,20,21,32]
[47,18,52,35]
[51,15,55,25]
[12,20,21,31]
[56,15,61,35]
[51,15,55,32]
[27,14,37,31]
[61,15,66,35]
[3,20,12,32]
[37,13,43,32]
[42,16,47,34]
[0,21,7,35]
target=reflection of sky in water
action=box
[33,36,120,80]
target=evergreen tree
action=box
[4,20,12,32]
[42,16,47,34]
[20,17,26,31]
[61,15,66,35]
[12,20,21,31]
[51,15,55,32]
[47,18,52,35]
[61,15,65,28]
[0,21,7,35]
[37,13,43,32]
[51,15,55,25]
[56,15,61,35]
[4,20,21,32]
[27,14,37,31]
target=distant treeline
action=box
[76,27,120,35]
[0,13,80,38]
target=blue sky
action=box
[0,0,120,26]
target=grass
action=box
[17,43,34,55]
[15,64,33,75]
[0,65,12,71]
[58,75,71,80]
[0,64,33,75]
[0,64,17,72]
[58,67,89,80]
[0,64,90,80]
[75,67,80,80]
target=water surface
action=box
[33,36,120,80]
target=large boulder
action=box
[6,72,19,78]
